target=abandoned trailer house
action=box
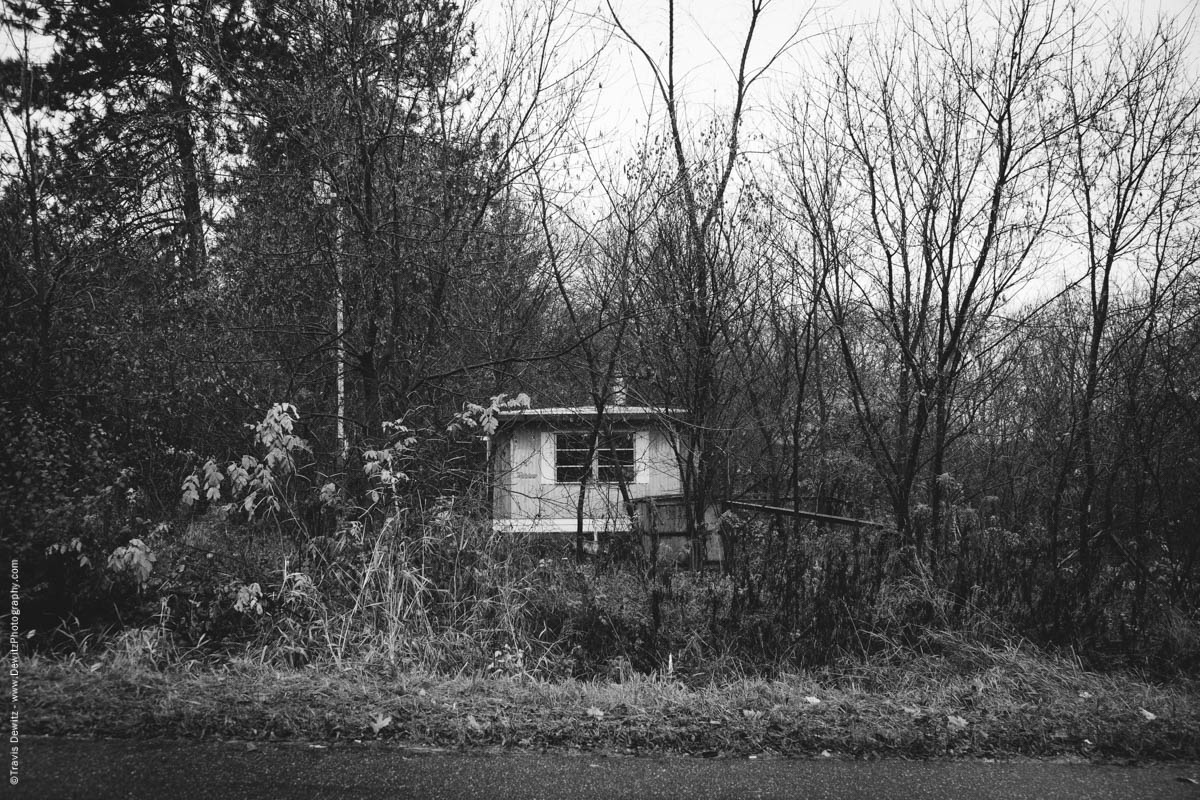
[488,405,677,535]
[487,405,722,563]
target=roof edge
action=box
[496,405,687,420]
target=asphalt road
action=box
[7,737,1200,800]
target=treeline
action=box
[1,0,1198,668]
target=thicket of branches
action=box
[2,0,1198,672]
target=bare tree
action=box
[609,0,806,549]
[1054,16,1200,588]
[777,0,1074,568]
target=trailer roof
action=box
[496,406,686,422]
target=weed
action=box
[23,650,1200,760]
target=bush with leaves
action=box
[0,400,174,642]
[181,403,313,524]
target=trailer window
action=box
[555,432,636,484]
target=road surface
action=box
[8,737,1200,799]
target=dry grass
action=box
[27,517,1199,761]
[24,641,1200,761]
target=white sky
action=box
[566,0,1198,158]
[4,0,1194,200]
[5,1,1193,143]
[494,0,1199,302]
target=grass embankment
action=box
[26,642,1200,761]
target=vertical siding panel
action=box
[494,433,512,518]
[645,429,682,495]
[513,427,540,518]
[547,483,574,519]
[634,430,650,485]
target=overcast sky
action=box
[563,0,1198,154]
[3,0,1193,183]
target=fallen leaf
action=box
[742,709,764,719]
[820,750,833,758]
[369,712,392,734]
[1139,708,1158,722]
[803,696,821,705]
[946,715,968,730]
[245,743,258,752]
[586,707,605,719]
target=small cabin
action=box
[489,406,684,542]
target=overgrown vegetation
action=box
[7,397,1200,759]
[11,400,1196,686]
[25,645,1200,760]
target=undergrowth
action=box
[21,399,1200,749]
[32,494,1200,683]
[24,642,1200,761]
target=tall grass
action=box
[228,501,552,674]
[37,486,1200,684]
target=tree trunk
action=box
[162,0,206,278]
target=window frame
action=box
[554,430,637,485]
